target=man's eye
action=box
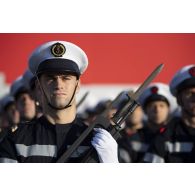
[62,76,71,80]
[186,92,195,97]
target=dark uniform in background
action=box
[118,83,177,162]
[144,117,195,162]
[118,125,166,163]
[144,65,195,162]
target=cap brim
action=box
[36,59,80,77]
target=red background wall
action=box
[0,33,195,85]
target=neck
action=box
[20,116,33,122]
[182,112,195,128]
[43,104,76,124]
[147,120,167,131]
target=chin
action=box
[153,118,164,124]
[52,100,65,106]
[54,103,68,109]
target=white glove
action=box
[91,128,119,163]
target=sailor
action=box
[10,76,36,122]
[0,40,118,163]
[23,69,43,118]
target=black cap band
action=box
[144,94,170,109]
[36,58,80,78]
[15,87,29,100]
[177,77,195,94]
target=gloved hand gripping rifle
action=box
[57,64,164,163]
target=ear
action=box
[76,79,81,94]
[35,78,41,92]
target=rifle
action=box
[76,91,89,109]
[56,64,164,163]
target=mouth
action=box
[52,92,66,97]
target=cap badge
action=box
[189,66,195,77]
[51,43,66,57]
[151,86,158,94]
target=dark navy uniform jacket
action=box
[118,125,164,163]
[0,116,99,163]
[144,117,195,163]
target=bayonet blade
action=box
[112,64,164,124]
[131,63,164,100]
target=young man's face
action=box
[145,100,170,125]
[125,106,143,126]
[178,87,195,117]
[16,92,36,121]
[39,73,80,109]
[5,103,20,125]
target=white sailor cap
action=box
[139,83,177,113]
[23,69,36,90]
[28,40,88,77]
[10,76,28,98]
[0,94,14,111]
[170,64,195,96]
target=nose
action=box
[54,76,64,89]
[153,105,160,113]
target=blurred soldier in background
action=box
[0,74,37,141]
[118,83,177,162]
[81,98,119,126]
[119,91,144,137]
[141,83,177,130]
[10,76,36,122]
[0,94,20,129]
[23,69,43,118]
[123,106,144,136]
[80,106,97,125]
[0,94,20,142]
[144,65,195,162]
[93,98,117,121]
